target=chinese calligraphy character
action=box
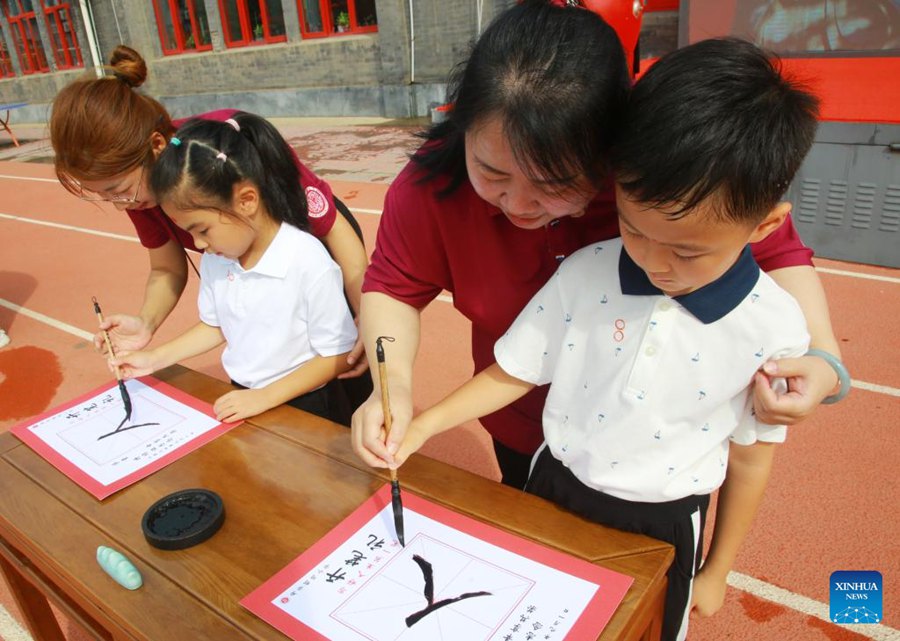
[326,569,346,583]
[366,534,385,550]
[405,555,491,627]
[344,550,366,567]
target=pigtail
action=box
[149,134,190,202]
[148,113,310,233]
[230,112,310,231]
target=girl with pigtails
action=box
[110,114,358,425]
[50,46,371,393]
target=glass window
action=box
[218,0,287,47]
[297,0,377,38]
[0,26,14,77]
[1,0,50,74]
[39,0,82,69]
[153,0,213,55]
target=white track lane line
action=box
[816,267,900,284]
[728,572,897,640]
[0,173,57,183]
[346,207,382,215]
[0,213,139,242]
[0,604,32,641]
[0,299,93,341]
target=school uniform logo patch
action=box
[305,187,328,218]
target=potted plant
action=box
[336,11,349,32]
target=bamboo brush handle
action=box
[93,297,122,381]
[378,361,398,482]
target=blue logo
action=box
[830,571,882,624]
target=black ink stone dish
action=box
[142,489,225,550]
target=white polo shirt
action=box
[198,222,357,390]
[495,238,809,503]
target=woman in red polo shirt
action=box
[49,46,369,383]
[351,1,845,488]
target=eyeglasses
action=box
[76,164,145,204]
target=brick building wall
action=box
[1,1,676,123]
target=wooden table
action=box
[0,365,673,641]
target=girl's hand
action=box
[351,385,413,469]
[110,350,159,379]
[94,314,154,355]
[213,389,273,422]
[753,355,839,424]
[339,336,370,378]
[392,418,430,468]
[690,567,727,618]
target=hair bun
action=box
[108,45,147,88]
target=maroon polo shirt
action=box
[126,109,337,251]
[363,159,814,455]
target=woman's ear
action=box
[748,201,792,243]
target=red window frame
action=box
[645,0,679,11]
[297,0,377,39]
[0,26,15,77]
[218,0,287,48]
[2,0,50,74]
[39,0,82,69]
[152,0,213,55]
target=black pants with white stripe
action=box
[526,447,710,641]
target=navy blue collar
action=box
[618,245,760,324]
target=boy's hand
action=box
[753,355,839,424]
[110,350,159,379]
[690,567,728,618]
[213,389,272,422]
[351,385,413,469]
[94,314,154,355]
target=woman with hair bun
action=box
[50,46,371,392]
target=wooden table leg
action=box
[0,554,65,641]
[1,110,20,147]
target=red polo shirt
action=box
[363,159,814,454]
[126,109,337,250]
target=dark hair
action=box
[51,45,174,192]
[611,37,820,224]
[414,0,629,195]
[149,112,309,231]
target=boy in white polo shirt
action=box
[386,38,825,640]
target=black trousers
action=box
[526,447,710,641]
[231,379,352,427]
[491,437,533,489]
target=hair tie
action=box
[216,152,227,162]
[225,118,240,132]
[170,136,181,146]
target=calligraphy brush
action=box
[376,336,405,547]
[92,296,132,428]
